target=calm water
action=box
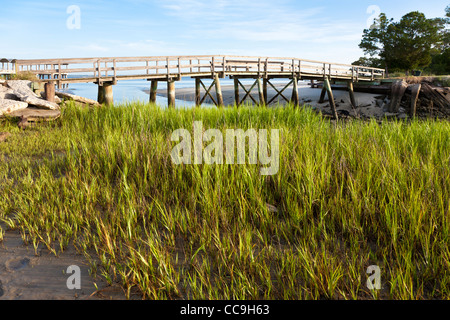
[60,77,300,108]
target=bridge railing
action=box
[14,55,385,83]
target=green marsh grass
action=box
[0,101,449,299]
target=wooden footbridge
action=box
[9,55,385,117]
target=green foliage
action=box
[359,11,447,74]
[352,56,384,69]
[11,71,39,81]
[1,102,450,299]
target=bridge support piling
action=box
[319,82,327,103]
[324,77,339,120]
[234,78,240,106]
[44,81,55,103]
[167,80,176,108]
[263,79,268,104]
[291,77,299,107]
[149,80,158,104]
[98,82,114,105]
[214,73,224,107]
[347,81,357,108]
[257,78,265,106]
[195,78,201,106]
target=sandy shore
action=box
[144,83,386,118]
[0,229,129,300]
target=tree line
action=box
[353,6,450,76]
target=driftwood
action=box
[55,91,101,107]
[389,80,408,113]
[420,83,450,111]
[410,84,421,118]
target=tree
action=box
[358,11,446,74]
[352,56,384,69]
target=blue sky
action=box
[0,0,448,64]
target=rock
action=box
[384,112,399,118]
[398,113,408,120]
[12,89,59,110]
[376,99,384,108]
[7,80,59,110]
[6,80,36,96]
[0,99,28,116]
[398,107,406,113]
[337,110,351,116]
[0,86,19,100]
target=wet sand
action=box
[144,83,385,118]
[0,229,129,300]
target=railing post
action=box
[166,57,170,79]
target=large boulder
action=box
[0,86,19,100]
[6,80,59,110]
[0,99,28,116]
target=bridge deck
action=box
[13,55,385,84]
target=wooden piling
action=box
[234,78,240,106]
[257,78,265,106]
[347,81,357,108]
[44,81,55,103]
[214,73,224,107]
[149,80,158,104]
[290,77,299,107]
[195,78,201,106]
[324,77,339,120]
[168,80,176,108]
[97,82,114,105]
[263,78,268,104]
[319,84,327,103]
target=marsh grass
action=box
[0,101,449,299]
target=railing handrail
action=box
[14,55,385,72]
